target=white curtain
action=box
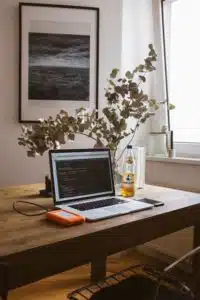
[118,0,167,160]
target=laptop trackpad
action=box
[104,201,152,213]
[104,205,132,213]
[124,200,153,210]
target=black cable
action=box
[13,200,50,216]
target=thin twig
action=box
[116,121,140,162]
[76,132,98,142]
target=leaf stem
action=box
[116,121,140,162]
[76,132,98,142]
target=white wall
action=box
[145,160,200,258]
[120,0,156,150]
[121,0,154,73]
[146,160,200,193]
[0,0,123,187]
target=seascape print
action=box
[28,32,90,101]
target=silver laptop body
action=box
[49,148,153,221]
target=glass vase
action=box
[110,152,122,186]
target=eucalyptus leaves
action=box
[18,44,161,158]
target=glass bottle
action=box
[120,145,136,197]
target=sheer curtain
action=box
[151,0,168,133]
[120,0,167,146]
[165,0,200,143]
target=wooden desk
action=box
[1,184,200,300]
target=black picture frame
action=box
[19,2,99,123]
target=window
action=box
[162,0,200,157]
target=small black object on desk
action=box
[39,175,52,197]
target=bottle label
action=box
[122,173,134,184]
[121,173,135,197]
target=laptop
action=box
[49,148,153,221]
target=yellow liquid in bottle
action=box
[120,173,135,197]
[120,153,136,197]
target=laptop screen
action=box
[49,149,115,203]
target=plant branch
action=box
[17,44,160,158]
[137,71,147,88]
[76,132,98,142]
[116,121,140,162]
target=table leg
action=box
[193,224,200,300]
[0,263,8,300]
[91,257,107,283]
[1,294,8,300]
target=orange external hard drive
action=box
[46,210,85,226]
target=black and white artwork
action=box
[19,3,99,123]
[28,32,90,101]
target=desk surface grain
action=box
[0,183,200,258]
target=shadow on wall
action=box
[146,160,200,193]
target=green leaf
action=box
[68,133,75,140]
[68,116,75,125]
[56,131,65,144]
[136,94,148,102]
[109,79,115,86]
[27,151,36,157]
[148,44,157,58]
[60,110,68,116]
[32,124,41,132]
[96,133,102,138]
[140,112,151,123]
[139,75,146,82]
[21,125,28,133]
[105,91,119,104]
[123,132,129,137]
[110,68,119,79]
[168,103,176,110]
[134,64,145,73]
[18,141,26,146]
[149,43,153,50]
[62,124,69,132]
[115,86,125,98]
[120,108,130,119]
[150,56,157,61]
[125,71,133,79]
[83,121,91,130]
[76,107,86,115]
[78,124,85,133]
[102,107,109,116]
[132,113,142,119]
[119,119,127,131]
[149,99,157,107]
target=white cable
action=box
[164,245,200,272]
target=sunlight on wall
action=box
[169,0,200,142]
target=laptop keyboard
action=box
[69,198,125,211]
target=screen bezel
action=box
[49,148,115,205]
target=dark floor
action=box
[9,250,192,300]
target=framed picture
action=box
[19,2,99,123]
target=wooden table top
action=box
[1,183,200,258]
